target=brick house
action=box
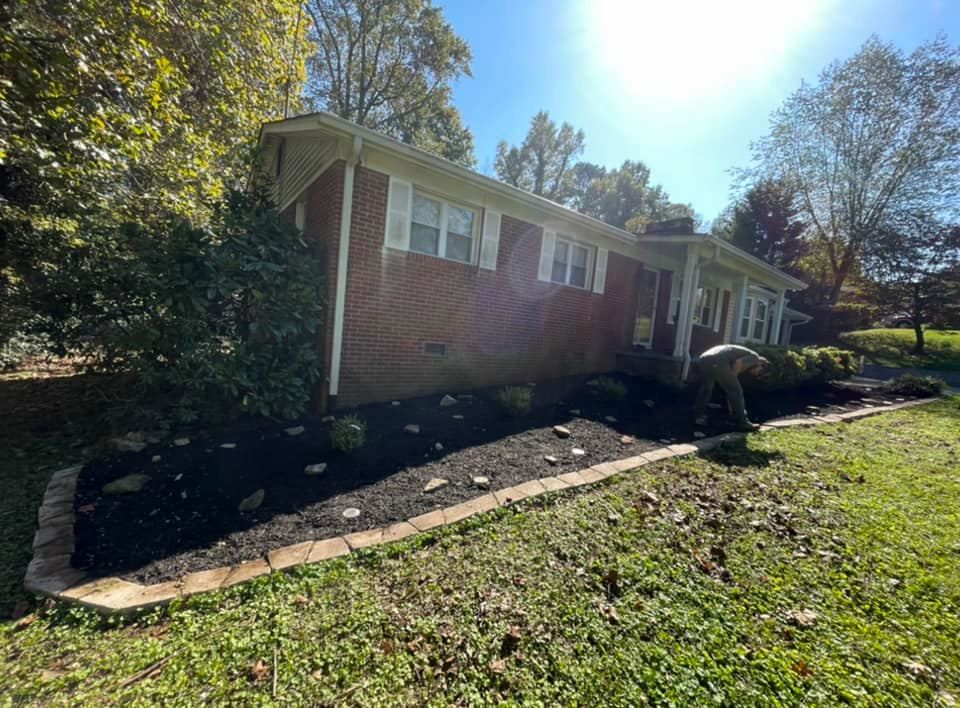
[259,113,809,410]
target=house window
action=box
[423,342,448,358]
[551,237,591,288]
[410,192,477,264]
[694,287,715,326]
[739,297,770,342]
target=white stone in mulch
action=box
[586,379,599,387]
[569,409,581,416]
[102,473,150,495]
[180,490,188,500]
[620,435,635,445]
[707,402,721,409]
[544,455,559,465]
[173,437,191,447]
[220,443,236,449]
[553,425,571,438]
[391,401,401,407]
[604,416,618,423]
[151,455,162,463]
[112,435,146,453]
[174,473,183,481]
[342,507,361,519]
[434,442,444,451]
[452,414,465,420]
[404,424,420,434]
[693,431,706,439]
[424,478,449,492]
[643,400,655,408]
[304,463,327,475]
[659,438,672,444]
[284,426,305,437]
[238,489,264,512]
[439,394,457,407]
[473,476,490,488]
[571,448,586,457]
[321,415,335,423]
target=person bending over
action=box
[693,345,769,432]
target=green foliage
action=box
[751,345,859,389]
[884,374,947,397]
[305,0,476,167]
[494,385,532,417]
[495,111,585,201]
[840,328,960,372]
[594,376,627,402]
[331,415,367,452]
[3,401,960,702]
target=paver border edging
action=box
[23,396,942,614]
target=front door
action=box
[633,268,660,347]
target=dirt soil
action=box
[71,374,912,584]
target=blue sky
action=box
[442,0,959,224]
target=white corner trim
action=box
[329,135,362,399]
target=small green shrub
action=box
[749,345,860,390]
[331,415,367,452]
[495,385,532,417]
[595,376,627,402]
[883,374,946,397]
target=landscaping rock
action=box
[321,415,335,423]
[284,425,305,437]
[571,448,586,456]
[304,463,327,475]
[102,474,150,495]
[569,409,581,416]
[553,425,571,438]
[643,399,655,408]
[473,476,490,488]
[434,442,444,451]
[112,436,146,453]
[220,443,236,449]
[439,394,457,407]
[238,489,264,512]
[404,424,420,434]
[452,414,464,420]
[544,455,559,465]
[151,455,162,463]
[604,416,618,423]
[586,379,599,387]
[693,431,706,439]
[620,435,635,445]
[787,608,818,627]
[391,401,400,406]
[173,437,191,447]
[342,507,360,519]
[424,478,449,492]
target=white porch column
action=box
[733,275,749,343]
[770,289,786,345]
[672,248,699,358]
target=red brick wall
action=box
[300,160,346,410]
[333,166,643,406]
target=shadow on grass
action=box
[698,437,786,469]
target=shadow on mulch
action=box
[69,374,904,585]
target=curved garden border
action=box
[24,397,939,614]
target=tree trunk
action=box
[911,282,924,354]
[826,248,856,306]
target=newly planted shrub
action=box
[495,386,532,417]
[331,415,367,452]
[884,374,947,397]
[595,376,627,402]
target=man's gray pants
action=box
[694,359,749,424]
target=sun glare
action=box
[584,0,829,103]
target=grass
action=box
[2,399,959,704]
[840,328,960,371]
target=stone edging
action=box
[24,397,940,614]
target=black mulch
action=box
[70,374,912,584]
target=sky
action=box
[441,0,959,224]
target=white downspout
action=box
[734,275,749,344]
[673,247,700,380]
[771,289,786,346]
[328,135,362,402]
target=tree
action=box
[304,0,476,167]
[494,111,585,202]
[571,160,694,232]
[863,215,960,353]
[714,179,806,273]
[749,36,960,305]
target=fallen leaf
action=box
[489,658,506,674]
[786,609,818,628]
[248,659,270,683]
[602,605,620,624]
[292,594,309,607]
[14,613,37,631]
[500,626,522,656]
[791,659,814,677]
[40,669,67,682]
[902,660,933,677]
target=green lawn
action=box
[840,328,960,371]
[2,400,959,705]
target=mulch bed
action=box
[71,374,912,585]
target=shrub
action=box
[595,376,627,402]
[749,345,860,390]
[331,415,367,452]
[495,385,532,417]
[883,374,947,397]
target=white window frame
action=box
[409,190,480,265]
[693,286,717,327]
[550,236,594,289]
[739,296,771,343]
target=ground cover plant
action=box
[884,374,948,397]
[2,400,958,704]
[840,329,960,371]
